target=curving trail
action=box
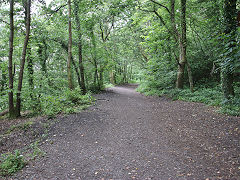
[14,84,239,179]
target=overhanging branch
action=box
[149,0,171,14]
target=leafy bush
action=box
[40,88,93,117]
[220,96,240,116]
[0,150,26,176]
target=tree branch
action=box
[53,4,67,13]
[149,0,171,14]
[104,16,114,41]
[153,9,166,26]
[46,4,68,20]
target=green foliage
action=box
[40,88,93,117]
[0,150,26,176]
[0,92,8,112]
[138,83,240,116]
[0,0,239,119]
[28,141,45,160]
[6,121,33,135]
[104,83,114,88]
[0,142,45,176]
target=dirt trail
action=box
[13,84,239,179]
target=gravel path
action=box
[13,84,239,179]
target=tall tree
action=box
[90,21,100,90]
[67,0,74,90]
[176,0,187,89]
[73,0,86,94]
[149,0,193,91]
[15,0,31,117]
[221,0,237,100]
[8,0,15,118]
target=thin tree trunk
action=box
[110,70,115,84]
[123,61,127,83]
[78,43,87,94]
[73,1,86,94]
[186,62,194,92]
[16,0,31,117]
[90,25,100,90]
[176,0,187,89]
[1,70,7,92]
[221,0,236,100]
[67,0,74,90]
[170,0,179,41]
[27,42,34,99]
[99,65,104,88]
[71,57,81,88]
[176,41,186,88]
[8,0,15,118]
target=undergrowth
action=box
[0,87,94,118]
[0,150,26,176]
[5,121,33,135]
[0,141,46,177]
[137,82,240,116]
[40,88,94,117]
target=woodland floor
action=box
[1,84,240,179]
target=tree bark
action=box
[71,56,82,88]
[15,0,31,117]
[67,0,74,90]
[73,0,86,94]
[176,0,187,89]
[90,24,100,90]
[1,68,7,92]
[187,62,194,92]
[27,41,34,99]
[8,0,15,118]
[99,65,104,88]
[221,0,236,100]
[110,70,115,84]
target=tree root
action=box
[0,109,9,117]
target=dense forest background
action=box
[0,0,239,118]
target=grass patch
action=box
[137,83,240,116]
[5,121,34,135]
[0,141,46,177]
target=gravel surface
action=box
[10,84,240,179]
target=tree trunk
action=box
[90,24,100,90]
[15,0,31,117]
[99,65,104,88]
[186,62,194,92]
[222,73,234,99]
[8,0,15,118]
[73,1,86,94]
[78,43,87,94]
[27,42,34,99]
[176,0,187,89]
[71,57,81,88]
[67,0,74,90]
[38,40,48,75]
[221,0,236,100]
[1,69,7,92]
[123,61,127,83]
